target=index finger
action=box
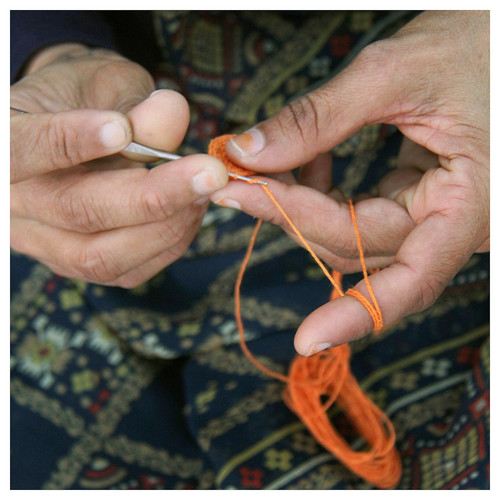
[11,154,229,233]
[10,109,132,183]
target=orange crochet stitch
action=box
[208,134,255,178]
[208,136,401,489]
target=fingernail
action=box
[192,169,225,195]
[194,196,209,206]
[213,197,241,210]
[229,127,266,157]
[150,89,167,97]
[307,343,335,356]
[100,120,128,149]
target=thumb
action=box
[226,44,396,172]
[10,109,132,183]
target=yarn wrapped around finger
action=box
[209,134,401,489]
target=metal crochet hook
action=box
[10,106,267,185]
[123,141,267,184]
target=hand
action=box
[11,44,228,287]
[211,11,489,355]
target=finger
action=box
[11,154,228,233]
[45,234,203,288]
[328,187,346,203]
[298,153,333,193]
[11,205,204,285]
[267,171,297,186]
[211,178,414,259]
[397,137,439,171]
[224,44,397,172]
[377,167,423,201]
[10,109,132,183]
[290,235,395,274]
[106,235,203,288]
[122,89,190,162]
[294,210,478,355]
[352,192,372,203]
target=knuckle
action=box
[415,280,439,312]
[156,220,187,249]
[141,189,175,220]
[155,210,200,256]
[412,271,445,313]
[94,61,154,111]
[353,40,405,91]
[72,246,122,283]
[57,191,102,233]
[44,115,85,168]
[280,93,324,146]
[356,40,393,73]
[10,135,31,184]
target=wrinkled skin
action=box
[210,11,490,355]
[11,44,228,288]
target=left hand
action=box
[11,44,228,287]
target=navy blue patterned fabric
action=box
[11,11,489,489]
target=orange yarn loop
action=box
[208,135,256,178]
[209,136,401,489]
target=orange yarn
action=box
[208,135,256,178]
[208,137,401,489]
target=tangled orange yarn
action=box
[209,135,401,489]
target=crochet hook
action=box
[10,106,267,185]
[124,141,267,185]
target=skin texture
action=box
[210,11,490,355]
[10,44,228,288]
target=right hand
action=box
[213,11,489,354]
[11,43,228,287]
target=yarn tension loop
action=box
[209,135,401,489]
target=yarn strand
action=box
[345,199,384,332]
[234,217,289,384]
[209,135,401,489]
